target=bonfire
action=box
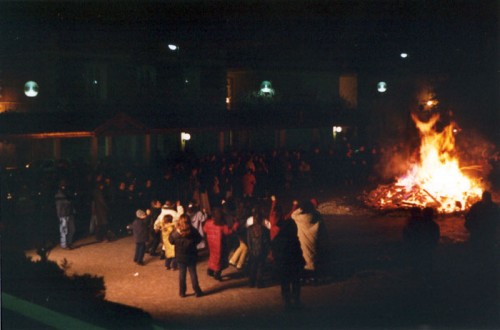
[365,112,484,213]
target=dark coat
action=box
[169,226,202,265]
[465,200,499,247]
[271,219,305,274]
[247,224,270,259]
[93,188,109,226]
[131,218,149,243]
[403,218,440,252]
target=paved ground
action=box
[25,204,499,330]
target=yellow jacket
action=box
[160,222,176,258]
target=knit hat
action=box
[136,209,147,219]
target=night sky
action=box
[3,1,497,69]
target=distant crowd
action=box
[4,141,383,241]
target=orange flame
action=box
[395,113,483,212]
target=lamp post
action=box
[180,132,191,151]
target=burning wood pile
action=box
[363,182,480,213]
[364,112,484,213]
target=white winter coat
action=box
[153,205,184,231]
[291,208,320,271]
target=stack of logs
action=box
[363,184,472,212]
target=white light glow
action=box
[377,81,387,93]
[181,132,191,141]
[24,81,39,97]
[332,126,343,138]
[168,44,178,51]
[400,53,408,58]
[259,80,275,97]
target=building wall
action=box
[1,30,365,168]
[227,69,342,109]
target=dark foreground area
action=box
[5,196,498,330]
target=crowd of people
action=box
[5,142,499,311]
[3,143,377,247]
[55,165,499,311]
[124,192,329,307]
[46,146,341,309]
[57,167,328,308]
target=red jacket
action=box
[203,219,238,271]
[269,200,298,240]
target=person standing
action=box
[465,191,499,253]
[269,196,298,241]
[246,207,270,288]
[146,199,162,255]
[186,201,208,250]
[129,209,149,265]
[272,212,305,311]
[403,207,440,279]
[203,206,239,281]
[228,199,248,270]
[151,200,184,257]
[291,199,327,283]
[169,214,204,298]
[55,180,76,249]
[242,169,256,199]
[464,190,499,320]
[92,183,110,242]
[160,214,177,270]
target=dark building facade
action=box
[0,24,360,169]
[1,1,496,169]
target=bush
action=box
[2,231,153,329]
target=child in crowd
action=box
[169,214,203,298]
[153,200,184,258]
[160,214,177,270]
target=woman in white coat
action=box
[291,199,327,283]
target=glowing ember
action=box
[365,113,483,213]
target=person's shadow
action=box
[201,270,250,296]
